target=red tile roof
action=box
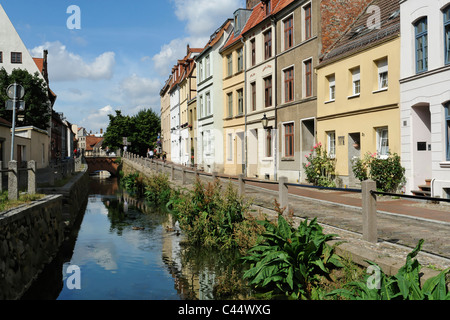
[33,58,44,73]
[241,0,294,36]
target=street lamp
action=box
[261,114,272,130]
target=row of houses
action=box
[160,0,450,199]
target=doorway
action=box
[348,132,361,187]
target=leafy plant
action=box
[120,172,146,197]
[169,178,260,250]
[241,212,342,300]
[303,143,337,187]
[326,239,450,300]
[352,152,406,192]
[144,172,172,206]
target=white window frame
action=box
[303,57,313,98]
[227,133,233,161]
[377,58,388,90]
[352,67,361,96]
[205,55,211,78]
[206,92,211,115]
[301,2,313,41]
[376,127,389,159]
[282,13,294,51]
[328,75,335,102]
[327,131,336,159]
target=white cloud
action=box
[81,105,114,133]
[30,41,116,82]
[153,0,244,77]
[152,37,207,76]
[119,74,162,107]
[172,0,243,37]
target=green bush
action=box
[352,152,406,192]
[327,239,450,300]
[144,172,172,206]
[303,143,337,187]
[169,178,260,250]
[241,213,342,300]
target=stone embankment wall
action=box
[0,195,64,300]
[0,168,90,300]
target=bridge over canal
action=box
[85,157,120,177]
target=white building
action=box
[400,0,450,198]
[196,19,233,173]
[170,75,181,165]
[0,4,56,168]
[0,4,45,79]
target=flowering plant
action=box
[351,152,406,192]
[303,143,337,187]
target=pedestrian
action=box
[149,149,154,159]
[162,152,167,163]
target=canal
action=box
[22,177,243,300]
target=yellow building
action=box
[160,76,172,162]
[316,0,400,187]
[220,9,251,176]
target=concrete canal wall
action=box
[0,168,90,300]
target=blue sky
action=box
[1,0,245,133]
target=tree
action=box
[0,68,51,129]
[103,110,131,152]
[103,109,161,156]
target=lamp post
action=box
[6,83,25,161]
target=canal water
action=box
[22,177,243,300]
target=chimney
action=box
[246,0,260,9]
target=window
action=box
[377,58,389,89]
[444,7,450,64]
[304,3,312,40]
[352,67,360,95]
[206,92,211,115]
[11,52,22,64]
[199,95,204,118]
[227,92,233,117]
[284,67,294,102]
[251,39,256,66]
[328,75,335,101]
[266,129,272,157]
[284,16,293,50]
[227,54,233,77]
[206,55,211,78]
[284,123,294,157]
[198,61,203,82]
[237,89,244,115]
[415,17,428,73]
[237,48,243,72]
[251,82,256,111]
[376,127,389,159]
[0,52,2,63]
[446,104,450,161]
[264,76,272,108]
[264,29,272,60]
[327,131,336,158]
[227,133,233,161]
[304,59,312,97]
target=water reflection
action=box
[22,177,244,300]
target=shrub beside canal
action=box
[119,170,450,300]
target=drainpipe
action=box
[241,37,248,177]
[271,16,278,181]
